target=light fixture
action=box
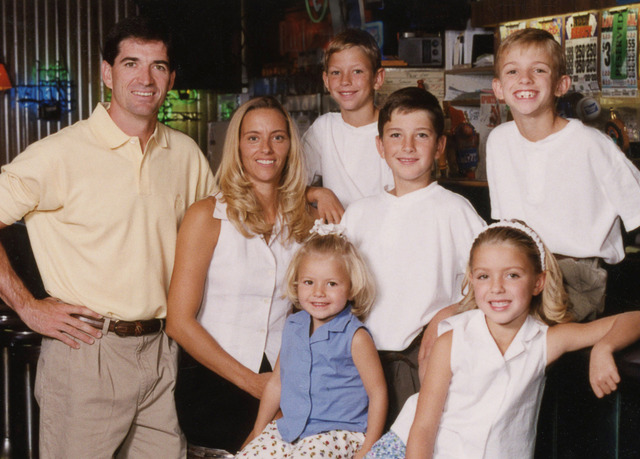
[0,63,11,90]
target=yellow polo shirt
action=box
[0,103,215,320]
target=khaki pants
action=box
[558,257,607,322]
[35,328,185,459]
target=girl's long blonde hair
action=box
[214,96,312,243]
[459,221,571,325]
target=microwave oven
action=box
[398,34,443,67]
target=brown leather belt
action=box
[72,314,164,337]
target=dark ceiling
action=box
[135,0,472,90]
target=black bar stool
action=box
[187,444,234,458]
[0,304,41,459]
[0,222,46,459]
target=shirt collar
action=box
[291,307,354,343]
[382,181,439,204]
[502,314,547,361]
[89,103,167,150]
[310,306,353,343]
[455,309,546,362]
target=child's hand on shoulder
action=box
[589,342,621,398]
[307,187,345,223]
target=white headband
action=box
[310,219,346,238]
[479,220,547,271]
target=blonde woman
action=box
[167,96,312,453]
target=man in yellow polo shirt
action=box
[0,17,214,458]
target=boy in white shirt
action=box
[341,87,485,426]
[304,28,394,223]
[488,28,640,321]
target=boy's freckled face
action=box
[376,109,445,196]
[492,44,569,119]
[322,47,383,116]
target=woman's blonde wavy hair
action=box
[285,232,376,321]
[459,220,571,325]
[214,96,312,243]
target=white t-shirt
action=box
[341,183,486,351]
[303,112,394,209]
[487,119,640,264]
[197,195,300,372]
[391,310,548,459]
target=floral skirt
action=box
[236,420,365,458]
[364,430,406,459]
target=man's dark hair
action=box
[102,16,174,69]
[378,86,445,137]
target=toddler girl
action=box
[367,220,640,459]
[237,220,387,458]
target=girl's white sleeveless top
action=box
[197,194,299,372]
[435,309,548,459]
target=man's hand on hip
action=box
[17,297,103,348]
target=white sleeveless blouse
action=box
[436,310,548,458]
[391,310,548,459]
[197,194,299,372]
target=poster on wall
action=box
[565,12,599,94]
[601,7,638,97]
[529,17,563,44]
[499,21,527,40]
[379,68,445,104]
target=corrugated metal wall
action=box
[0,0,218,168]
[0,0,139,165]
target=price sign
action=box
[565,12,599,94]
[601,8,638,97]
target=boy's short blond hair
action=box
[323,28,381,73]
[495,28,566,80]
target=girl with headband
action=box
[367,220,640,459]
